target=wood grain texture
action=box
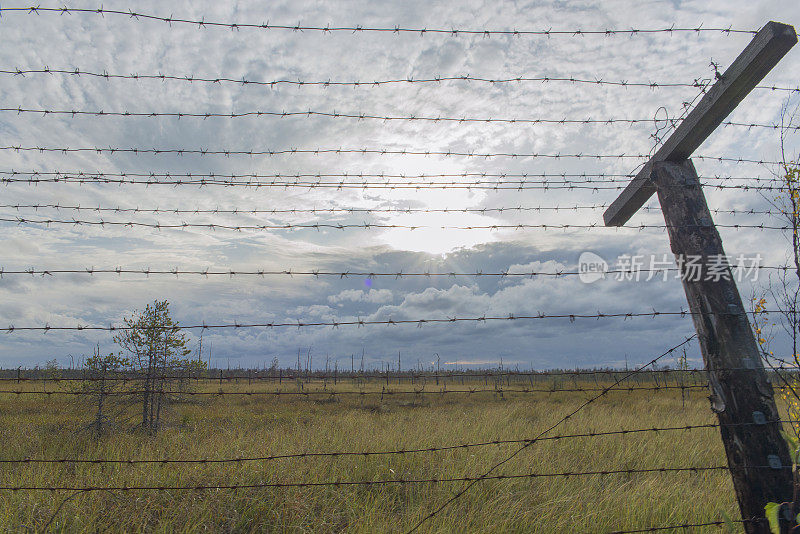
[653,160,792,533]
[605,21,797,227]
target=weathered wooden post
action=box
[604,21,796,531]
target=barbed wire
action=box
[0,203,786,218]
[0,370,738,382]
[0,202,609,215]
[8,67,794,95]
[0,171,657,181]
[6,420,795,466]
[607,520,756,534]
[0,144,782,165]
[1,465,766,493]
[0,215,793,232]
[0,170,789,185]
[0,266,776,278]
[647,77,711,155]
[0,144,649,158]
[0,67,692,89]
[2,106,793,130]
[4,365,796,382]
[0,169,779,181]
[405,336,698,532]
[0,176,628,189]
[0,67,734,93]
[0,310,768,333]
[0,383,709,396]
[0,176,789,191]
[0,8,762,37]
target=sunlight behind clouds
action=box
[0,0,798,368]
[380,211,499,254]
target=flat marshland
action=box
[0,372,746,532]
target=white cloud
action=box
[290,304,335,317]
[0,0,798,368]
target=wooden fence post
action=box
[653,159,793,530]
[603,22,797,531]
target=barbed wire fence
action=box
[6,334,774,534]
[1,7,799,533]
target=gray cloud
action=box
[0,0,798,369]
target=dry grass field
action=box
[0,374,747,533]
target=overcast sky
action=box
[1,0,799,370]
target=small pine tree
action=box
[113,300,194,433]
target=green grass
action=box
[0,377,744,533]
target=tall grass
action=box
[0,377,742,532]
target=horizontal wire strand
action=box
[607,520,756,533]
[0,465,765,492]
[11,365,800,382]
[0,8,763,36]
[0,145,782,165]
[2,106,794,130]
[0,216,792,231]
[9,67,795,94]
[0,170,785,182]
[5,421,794,465]
[0,203,787,218]
[0,176,789,190]
[0,383,710,395]
[0,309,776,332]
[0,266,776,278]
[0,67,742,91]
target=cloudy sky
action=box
[1,0,799,370]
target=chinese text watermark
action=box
[578,252,762,283]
